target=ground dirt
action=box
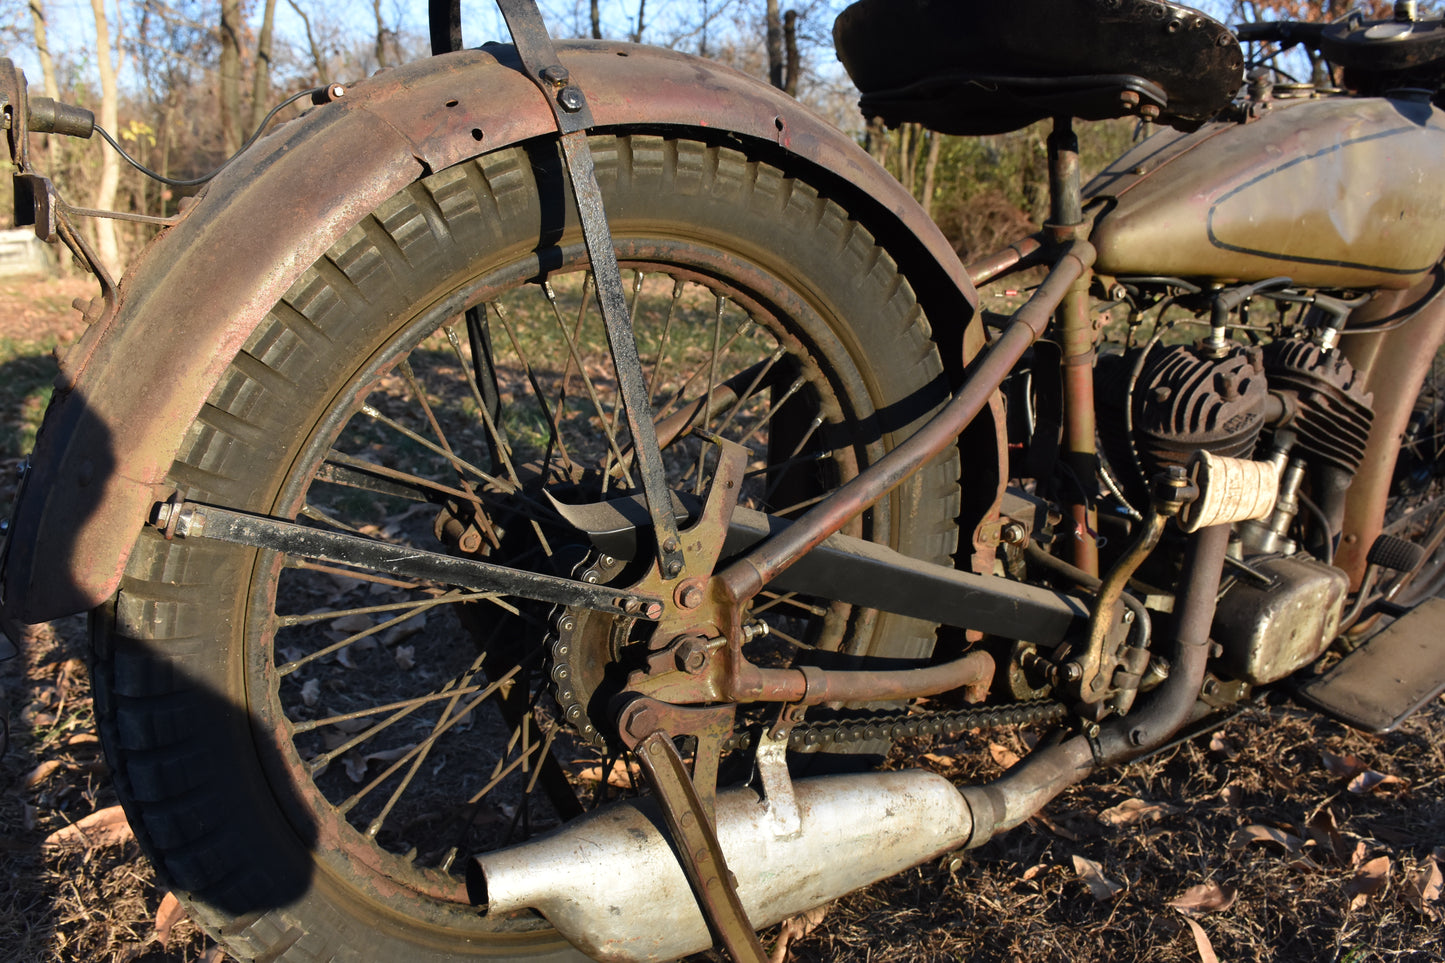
[2,274,1444,963]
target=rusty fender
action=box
[0,40,985,627]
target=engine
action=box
[1097,333,1374,686]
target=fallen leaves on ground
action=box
[1167,881,1237,916]
[989,743,1021,770]
[1179,917,1220,963]
[1098,797,1177,828]
[1345,855,1391,910]
[42,805,135,849]
[768,905,828,963]
[1227,823,1322,870]
[1072,855,1124,901]
[1408,856,1443,921]
[154,891,187,949]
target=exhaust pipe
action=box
[469,769,975,963]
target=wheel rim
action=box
[242,241,916,939]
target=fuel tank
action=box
[1086,94,1445,289]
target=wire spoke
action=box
[542,277,637,487]
[335,655,537,815]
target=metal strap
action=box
[494,0,686,579]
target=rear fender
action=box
[0,40,983,626]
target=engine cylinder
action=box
[1132,341,1271,478]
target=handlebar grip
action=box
[27,96,94,139]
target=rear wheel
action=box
[92,133,960,961]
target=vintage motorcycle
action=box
[3,0,1445,959]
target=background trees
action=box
[6,0,1440,270]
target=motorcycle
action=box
[2,0,1444,959]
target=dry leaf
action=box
[1167,881,1237,916]
[1228,824,1304,852]
[1306,809,1351,865]
[575,759,642,789]
[43,805,135,849]
[1345,855,1390,910]
[65,733,100,748]
[1180,916,1220,963]
[300,679,321,708]
[330,613,373,634]
[382,613,426,646]
[989,743,1021,770]
[1219,785,1242,808]
[1098,798,1177,828]
[343,754,368,783]
[1407,857,1443,921]
[1351,841,1368,869]
[768,905,828,963]
[23,759,63,789]
[395,645,416,671]
[364,744,417,765]
[154,891,187,949]
[922,752,957,768]
[1072,855,1124,901]
[336,646,359,670]
[1347,769,1405,794]
[332,717,374,734]
[1021,864,1046,882]
[1321,751,1368,778]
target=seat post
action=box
[1047,115,1083,233]
[1047,114,1100,575]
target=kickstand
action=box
[619,698,768,963]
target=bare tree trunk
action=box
[372,0,389,69]
[897,123,914,193]
[634,0,646,42]
[865,115,888,165]
[28,0,59,101]
[782,9,799,96]
[28,0,60,170]
[920,131,942,214]
[89,0,121,274]
[250,0,278,135]
[219,0,242,155]
[766,0,784,89]
[590,0,602,38]
[287,0,330,86]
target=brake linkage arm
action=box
[493,0,686,581]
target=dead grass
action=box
[3,274,1445,962]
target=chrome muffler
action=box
[469,769,975,962]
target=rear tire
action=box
[92,133,961,961]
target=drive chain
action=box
[724,699,1071,753]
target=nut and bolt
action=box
[557,86,586,112]
[664,559,684,578]
[676,580,705,609]
[643,601,664,620]
[1000,521,1028,545]
[540,64,570,86]
[673,636,710,674]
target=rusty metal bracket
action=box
[495,0,686,580]
[618,698,767,963]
